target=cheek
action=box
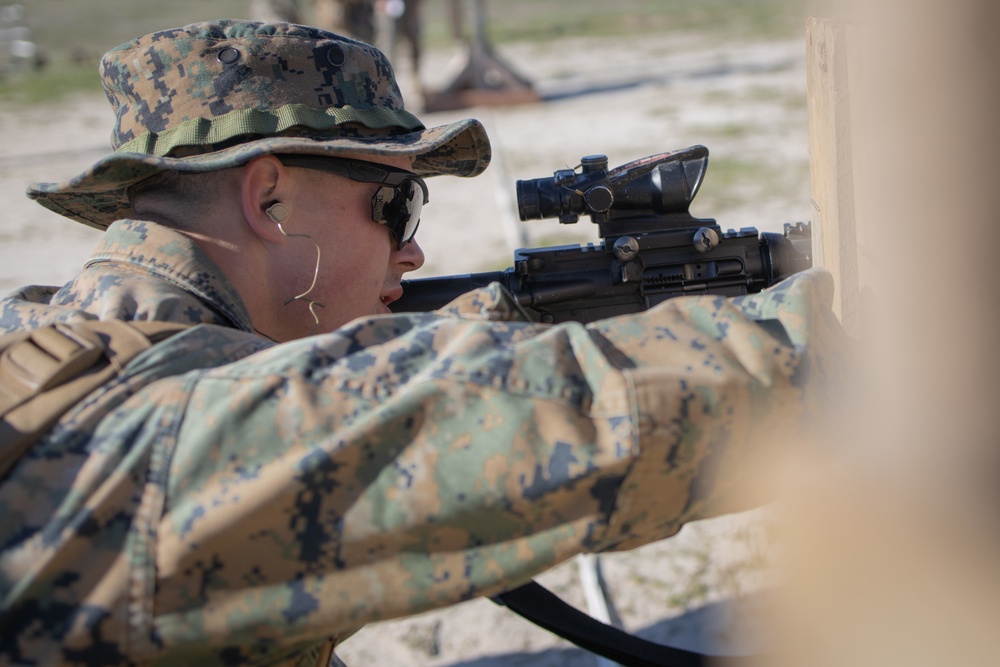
[329,246,388,290]
[299,181,394,326]
[321,223,392,306]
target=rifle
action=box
[391,145,811,322]
[390,145,807,666]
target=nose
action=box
[394,238,425,273]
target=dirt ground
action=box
[0,30,812,666]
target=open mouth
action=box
[380,286,403,307]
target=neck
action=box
[192,228,322,343]
[138,207,289,341]
[186,228,291,340]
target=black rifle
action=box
[391,145,812,323]
[391,145,804,667]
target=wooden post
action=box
[806,17,860,335]
[787,7,1000,665]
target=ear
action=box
[241,155,290,244]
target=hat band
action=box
[114,103,425,157]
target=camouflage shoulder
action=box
[433,282,534,323]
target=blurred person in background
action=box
[376,0,423,77]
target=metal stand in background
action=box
[576,554,622,667]
[423,0,539,112]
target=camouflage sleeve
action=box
[135,268,844,662]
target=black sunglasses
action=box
[276,155,428,249]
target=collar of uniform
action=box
[85,219,253,332]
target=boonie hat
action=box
[27,19,492,230]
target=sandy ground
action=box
[0,31,812,666]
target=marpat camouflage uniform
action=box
[0,219,844,665]
[1,19,847,667]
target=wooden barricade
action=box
[805,17,863,337]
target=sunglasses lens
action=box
[372,180,424,247]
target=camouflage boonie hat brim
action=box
[26,20,492,230]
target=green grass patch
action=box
[702,86,806,110]
[695,157,779,212]
[17,0,253,63]
[745,85,807,110]
[5,0,818,104]
[468,0,811,44]
[694,155,807,217]
[689,122,755,141]
[6,0,253,103]
[0,62,101,106]
[702,89,740,105]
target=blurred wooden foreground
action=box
[788,3,1000,665]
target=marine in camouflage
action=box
[1,17,848,667]
[0,219,846,665]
